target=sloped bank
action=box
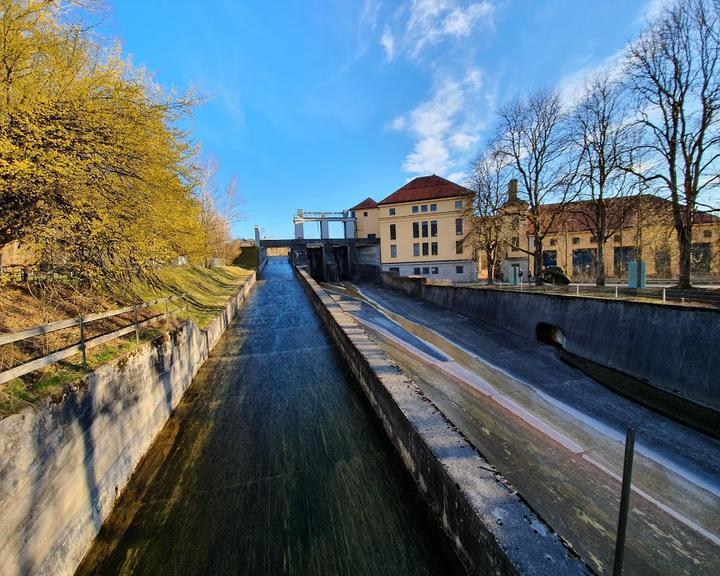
[0,272,257,576]
[296,267,589,576]
[380,273,720,415]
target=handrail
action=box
[0,295,186,385]
[0,296,181,346]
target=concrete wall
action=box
[296,267,589,576]
[382,260,476,282]
[380,273,720,412]
[0,273,257,576]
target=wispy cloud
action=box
[361,0,382,31]
[381,26,396,60]
[388,0,494,60]
[390,68,486,175]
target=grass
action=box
[0,265,253,418]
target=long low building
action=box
[349,175,477,282]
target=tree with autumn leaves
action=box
[0,1,236,285]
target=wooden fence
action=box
[0,296,185,385]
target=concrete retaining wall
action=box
[296,267,589,576]
[381,274,720,412]
[0,273,257,576]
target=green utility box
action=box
[508,264,520,286]
[627,260,646,288]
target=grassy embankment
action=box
[0,263,254,418]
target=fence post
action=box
[133,305,139,343]
[663,288,666,302]
[79,317,87,371]
[613,427,636,576]
[615,286,618,299]
[576,284,580,296]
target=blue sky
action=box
[101,0,662,239]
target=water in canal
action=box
[76,257,464,576]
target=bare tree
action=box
[495,89,578,284]
[625,0,720,288]
[569,76,639,285]
[467,146,513,284]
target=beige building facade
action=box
[483,195,720,282]
[369,175,476,281]
[349,197,379,239]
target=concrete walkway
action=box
[75,259,464,576]
[328,281,720,575]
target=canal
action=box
[75,257,464,575]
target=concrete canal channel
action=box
[75,257,466,575]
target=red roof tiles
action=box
[378,175,471,205]
[350,197,378,210]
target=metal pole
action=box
[663,288,666,302]
[615,286,618,299]
[133,305,139,343]
[613,427,636,576]
[79,317,87,371]
[576,284,580,296]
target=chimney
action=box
[508,179,518,204]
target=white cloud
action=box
[557,49,625,106]
[639,0,673,22]
[361,0,382,30]
[446,171,467,184]
[380,0,494,59]
[381,26,396,60]
[391,69,488,175]
[404,137,450,173]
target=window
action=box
[389,267,400,275]
[456,240,463,254]
[421,204,428,212]
[572,237,580,245]
[511,236,519,247]
[691,243,711,272]
[422,267,430,274]
[412,205,419,213]
[367,233,377,240]
[413,267,421,275]
[431,242,438,256]
[614,234,622,243]
[456,265,464,274]
[430,220,437,237]
[590,236,597,244]
[413,243,420,257]
[543,250,557,267]
[363,211,368,217]
[351,210,356,217]
[390,244,397,258]
[430,204,437,212]
[413,222,419,238]
[390,224,396,240]
[703,229,712,238]
[431,266,439,274]
[389,208,396,216]
[455,218,463,235]
[455,200,463,210]
[422,242,429,256]
[422,221,429,237]
[549,238,557,246]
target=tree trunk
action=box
[486,248,495,285]
[596,240,606,286]
[534,237,544,285]
[677,224,693,289]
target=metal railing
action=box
[0,296,186,385]
[460,281,720,308]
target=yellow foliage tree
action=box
[0,0,210,283]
